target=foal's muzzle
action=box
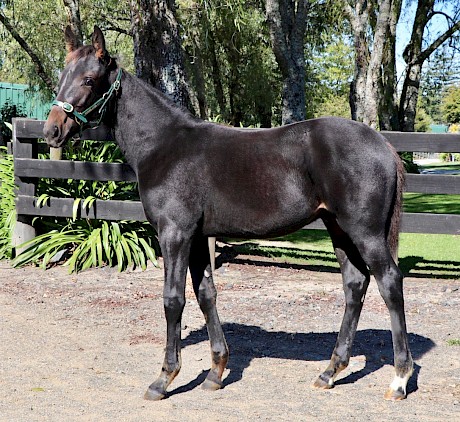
[43,107,78,147]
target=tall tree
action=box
[129,0,190,108]
[344,0,396,129]
[266,0,309,124]
[344,0,460,131]
[398,0,460,131]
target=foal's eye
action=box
[84,77,94,87]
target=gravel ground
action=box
[1,254,459,421]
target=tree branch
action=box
[414,19,460,64]
[0,10,55,93]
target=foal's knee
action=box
[163,295,186,320]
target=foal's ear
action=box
[64,25,81,53]
[92,25,108,61]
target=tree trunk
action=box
[266,0,308,125]
[62,0,83,45]
[346,1,369,123]
[345,0,393,129]
[379,0,402,130]
[207,26,227,119]
[399,0,432,132]
[129,0,190,108]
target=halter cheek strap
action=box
[52,68,122,129]
[52,100,89,123]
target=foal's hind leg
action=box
[189,235,229,391]
[313,223,370,389]
[359,242,413,400]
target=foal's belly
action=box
[202,186,321,238]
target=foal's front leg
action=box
[144,232,191,401]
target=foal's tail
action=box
[387,142,406,264]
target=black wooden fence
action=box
[11,118,460,248]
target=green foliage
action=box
[441,85,460,124]
[414,106,432,132]
[0,147,15,259]
[12,140,158,273]
[420,46,460,124]
[313,93,350,119]
[12,220,158,273]
[400,152,419,174]
[439,153,460,162]
[0,101,26,143]
[447,339,460,346]
[37,140,138,202]
[0,0,132,98]
[309,36,353,119]
[179,0,280,126]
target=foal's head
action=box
[44,26,115,147]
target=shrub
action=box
[12,140,159,273]
[0,101,26,145]
[0,148,16,258]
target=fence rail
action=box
[11,119,460,248]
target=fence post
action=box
[12,118,37,255]
[50,147,62,161]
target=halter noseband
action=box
[52,68,122,131]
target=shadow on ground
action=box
[168,323,434,398]
[217,244,460,279]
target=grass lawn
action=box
[229,229,460,280]
[403,193,460,214]
[419,162,460,171]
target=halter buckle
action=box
[61,102,74,113]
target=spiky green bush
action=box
[12,140,159,272]
[12,220,158,273]
[0,147,16,259]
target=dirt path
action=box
[1,257,459,421]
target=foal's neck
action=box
[112,70,199,172]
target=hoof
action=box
[312,375,334,390]
[384,388,406,401]
[202,378,222,391]
[144,387,166,401]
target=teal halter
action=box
[52,68,122,130]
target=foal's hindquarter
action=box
[134,112,412,400]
